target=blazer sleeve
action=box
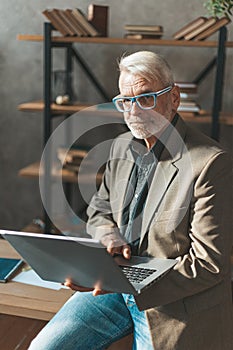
[86,140,123,242]
[135,151,233,310]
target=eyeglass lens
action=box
[116,94,156,112]
[137,95,156,109]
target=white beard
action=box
[127,123,152,139]
[124,110,170,139]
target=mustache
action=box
[125,116,151,123]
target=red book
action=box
[87,4,109,37]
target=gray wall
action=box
[0,0,232,230]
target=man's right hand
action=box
[101,234,132,260]
[64,234,131,295]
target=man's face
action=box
[119,72,180,140]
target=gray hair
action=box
[118,51,174,86]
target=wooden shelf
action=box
[180,111,233,125]
[18,100,90,114]
[17,100,123,119]
[18,161,103,184]
[17,34,233,48]
[18,101,233,125]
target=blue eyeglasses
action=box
[112,85,173,112]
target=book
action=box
[124,24,163,32]
[64,9,88,36]
[175,82,198,94]
[173,17,207,40]
[124,30,163,35]
[54,9,79,36]
[57,147,91,174]
[52,9,76,36]
[178,104,200,112]
[0,258,24,283]
[43,9,70,36]
[88,4,109,37]
[180,100,199,107]
[184,17,217,40]
[194,17,231,40]
[72,8,100,37]
[180,92,198,100]
[50,9,75,36]
[57,147,88,165]
[124,33,163,40]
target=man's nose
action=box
[130,100,141,113]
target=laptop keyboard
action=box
[119,265,157,283]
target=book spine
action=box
[124,34,163,39]
[184,17,217,40]
[65,9,88,36]
[194,17,230,40]
[50,9,73,36]
[42,10,69,36]
[55,9,76,36]
[88,4,109,37]
[124,25,163,32]
[172,17,207,40]
[72,8,99,37]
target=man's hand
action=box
[63,280,108,296]
[64,234,131,296]
[101,234,131,260]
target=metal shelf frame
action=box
[42,23,228,232]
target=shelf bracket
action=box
[71,47,110,101]
[192,56,217,85]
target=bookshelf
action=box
[17,31,233,133]
[18,161,103,184]
[17,101,233,125]
[17,34,233,47]
[18,24,233,232]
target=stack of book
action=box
[173,16,231,41]
[57,147,88,173]
[42,5,109,37]
[176,82,201,114]
[124,25,163,39]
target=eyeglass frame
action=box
[112,85,173,112]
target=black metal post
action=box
[64,46,73,207]
[43,22,53,232]
[66,45,73,100]
[211,26,227,140]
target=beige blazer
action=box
[87,116,233,350]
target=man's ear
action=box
[171,85,180,111]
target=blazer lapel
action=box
[114,147,135,226]
[140,161,178,242]
[140,116,187,244]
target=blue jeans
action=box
[29,292,154,350]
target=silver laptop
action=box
[1,230,177,295]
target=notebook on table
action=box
[0,230,177,295]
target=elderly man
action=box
[29,51,232,350]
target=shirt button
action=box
[135,194,139,199]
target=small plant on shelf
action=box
[203,0,233,19]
